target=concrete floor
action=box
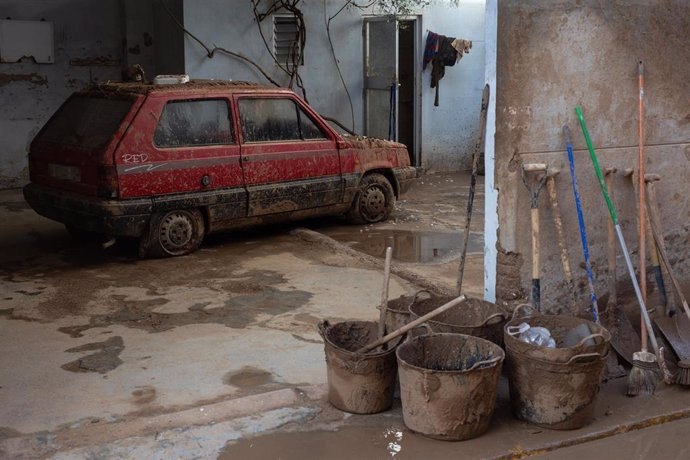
[0,172,485,458]
[5,172,688,459]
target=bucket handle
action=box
[467,355,502,371]
[511,303,536,321]
[404,323,434,343]
[480,312,508,327]
[567,352,605,365]
[575,333,605,348]
[407,289,432,310]
[317,320,331,339]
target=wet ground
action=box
[0,172,486,457]
[4,171,689,458]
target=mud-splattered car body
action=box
[23,80,415,257]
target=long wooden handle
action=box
[605,171,617,307]
[546,176,572,283]
[357,295,467,354]
[531,207,541,311]
[638,60,648,353]
[646,183,690,321]
[378,247,393,340]
[457,84,490,295]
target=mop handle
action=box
[563,125,599,322]
[575,107,660,355]
[575,107,618,225]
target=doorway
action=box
[363,17,420,166]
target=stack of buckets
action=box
[320,296,612,441]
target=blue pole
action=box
[564,125,599,322]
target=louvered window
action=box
[273,15,301,66]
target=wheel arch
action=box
[363,168,399,198]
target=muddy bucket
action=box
[504,312,611,430]
[385,290,432,334]
[319,320,399,414]
[396,333,505,441]
[409,295,508,346]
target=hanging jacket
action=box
[430,35,458,106]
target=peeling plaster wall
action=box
[495,1,690,311]
[0,0,124,189]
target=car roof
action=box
[80,80,291,97]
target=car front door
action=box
[235,95,343,216]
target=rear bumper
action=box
[393,166,417,196]
[23,183,152,237]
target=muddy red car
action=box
[23,79,415,257]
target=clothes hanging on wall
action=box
[424,30,472,107]
[423,31,439,71]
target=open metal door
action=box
[363,18,398,141]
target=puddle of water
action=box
[221,425,412,460]
[223,366,274,388]
[329,229,483,263]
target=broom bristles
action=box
[674,360,690,386]
[627,351,662,396]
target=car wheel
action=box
[140,209,205,258]
[347,173,395,224]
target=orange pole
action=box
[638,60,647,352]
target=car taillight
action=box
[97,165,119,198]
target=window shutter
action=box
[273,15,300,65]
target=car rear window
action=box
[37,96,134,149]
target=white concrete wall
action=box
[182,0,366,134]
[419,0,486,171]
[0,0,123,189]
[182,0,486,171]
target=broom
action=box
[632,60,657,395]
[575,105,672,394]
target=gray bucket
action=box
[319,320,399,414]
[396,333,505,441]
[504,311,611,429]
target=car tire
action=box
[139,209,205,258]
[346,173,395,224]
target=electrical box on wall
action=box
[0,19,54,63]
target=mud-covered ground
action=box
[2,172,688,459]
[0,172,486,457]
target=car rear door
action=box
[116,92,247,224]
[235,94,342,216]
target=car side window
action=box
[154,99,234,148]
[238,98,327,143]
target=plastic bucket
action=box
[396,333,505,441]
[409,295,508,346]
[504,312,611,429]
[319,320,399,414]
[385,290,433,334]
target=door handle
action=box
[242,156,250,162]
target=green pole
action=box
[575,106,618,225]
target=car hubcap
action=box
[160,213,193,252]
[361,186,386,220]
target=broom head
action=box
[627,350,662,396]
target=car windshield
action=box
[37,96,134,150]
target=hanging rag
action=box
[431,35,458,106]
[423,31,439,71]
[450,39,472,62]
